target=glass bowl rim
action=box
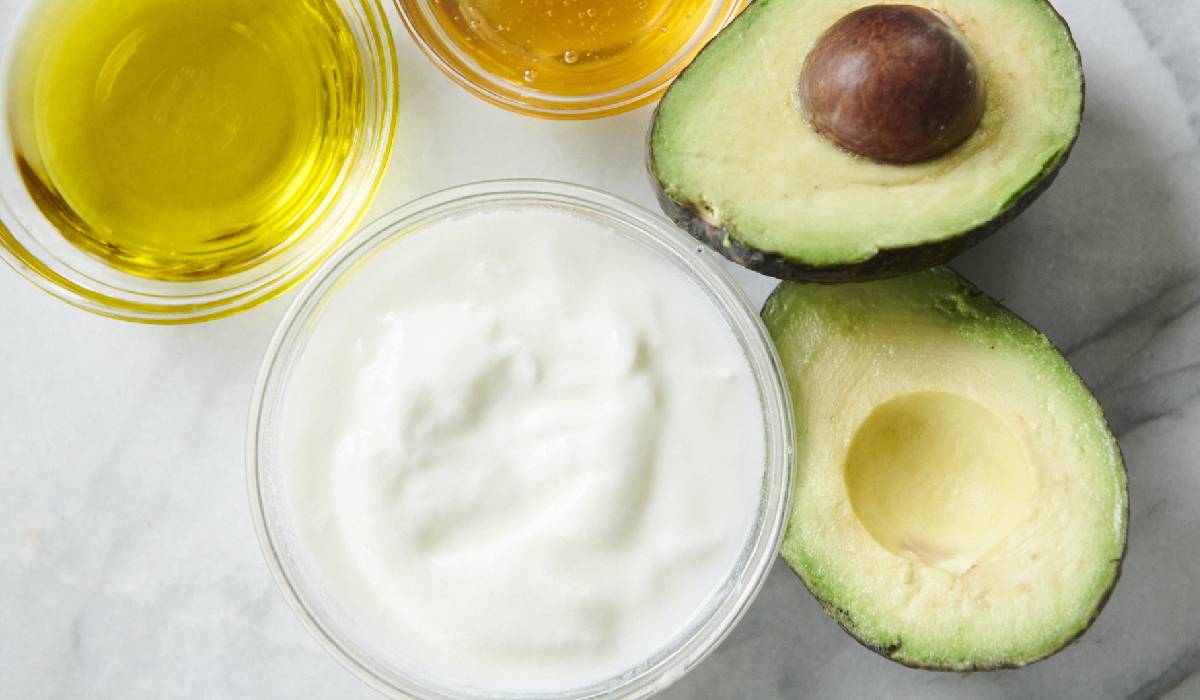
[246,179,795,699]
[392,0,748,119]
[0,0,400,324]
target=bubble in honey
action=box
[423,0,713,96]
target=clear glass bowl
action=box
[0,0,398,324]
[394,0,747,119]
[248,180,795,699]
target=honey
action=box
[8,0,364,281]
[428,0,713,95]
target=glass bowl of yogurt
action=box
[248,180,794,699]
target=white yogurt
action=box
[280,208,764,693]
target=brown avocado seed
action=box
[798,4,986,164]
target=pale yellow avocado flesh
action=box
[651,0,1084,265]
[763,269,1127,669]
[845,391,1038,576]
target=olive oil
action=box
[429,0,713,95]
[9,0,364,280]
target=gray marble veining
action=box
[2,0,1197,698]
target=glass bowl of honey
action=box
[0,0,398,323]
[395,0,748,118]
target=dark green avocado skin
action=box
[791,550,1123,672]
[652,149,1071,283]
[762,269,1128,671]
[647,0,1083,283]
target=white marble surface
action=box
[2,0,1199,697]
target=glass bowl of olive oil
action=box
[0,0,398,323]
[395,0,747,118]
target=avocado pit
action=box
[799,4,986,164]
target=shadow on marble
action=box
[954,91,1200,358]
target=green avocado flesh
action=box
[762,269,1127,670]
[650,0,1084,277]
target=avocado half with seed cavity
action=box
[649,0,1084,281]
[762,268,1127,670]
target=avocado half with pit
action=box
[649,0,1084,281]
[762,268,1127,670]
